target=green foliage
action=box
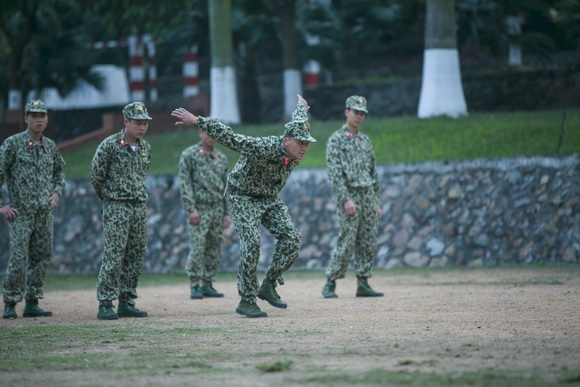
[0,0,100,101]
[62,109,580,179]
[303,368,546,386]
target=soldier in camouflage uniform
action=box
[172,95,316,318]
[0,100,65,319]
[322,95,384,299]
[179,129,231,299]
[91,102,152,320]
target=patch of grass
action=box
[397,358,439,367]
[62,110,580,178]
[0,324,240,373]
[256,360,293,372]
[301,368,547,386]
[489,277,566,286]
[560,372,580,383]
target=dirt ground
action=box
[2,267,580,386]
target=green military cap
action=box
[25,99,48,114]
[122,101,152,120]
[283,106,316,142]
[345,95,368,113]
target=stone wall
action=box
[1,155,578,274]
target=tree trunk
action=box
[2,0,40,111]
[261,0,303,120]
[280,0,302,120]
[208,0,240,124]
[418,0,467,118]
[506,15,523,67]
[8,53,23,111]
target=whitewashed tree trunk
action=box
[208,0,240,124]
[506,15,523,67]
[211,67,240,124]
[284,69,302,120]
[418,0,467,119]
[418,49,467,118]
[8,89,22,110]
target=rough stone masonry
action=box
[0,155,578,274]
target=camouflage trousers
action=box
[2,209,53,304]
[326,187,378,281]
[185,203,225,287]
[96,201,148,306]
[227,194,301,303]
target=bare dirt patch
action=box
[1,267,579,386]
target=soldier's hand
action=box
[377,204,383,221]
[223,216,231,229]
[344,199,357,216]
[297,94,310,111]
[172,108,198,126]
[49,193,60,211]
[189,211,200,225]
[0,205,19,222]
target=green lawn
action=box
[62,109,580,178]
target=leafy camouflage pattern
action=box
[0,130,65,304]
[0,131,65,211]
[179,142,228,214]
[283,105,316,142]
[226,194,300,303]
[345,95,368,113]
[325,188,378,281]
[197,116,298,198]
[96,201,148,305]
[196,106,305,303]
[24,99,48,114]
[91,130,151,202]
[325,124,380,281]
[179,142,228,286]
[122,101,152,120]
[3,208,55,304]
[326,125,380,205]
[184,203,226,286]
[91,130,151,305]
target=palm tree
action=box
[418,0,468,118]
[0,0,42,111]
[0,0,100,113]
[208,0,240,124]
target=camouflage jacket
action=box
[178,141,228,214]
[91,129,151,202]
[326,124,380,204]
[0,130,65,212]
[196,118,299,198]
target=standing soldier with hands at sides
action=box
[172,95,316,318]
[322,95,384,299]
[179,129,230,299]
[1,100,65,319]
[91,102,152,320]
